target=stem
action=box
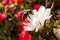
[45,0,48,7]
[51,1,55,9]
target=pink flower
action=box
[15,10,23,19]
[18,30,32,40]
[57,14,60,19]
[2,0,8,5]
[4,5,10,12]
[0,12,7,23]
[34,3,41,11]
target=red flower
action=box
[9,0,15,4]
[19,17,30,31]
[34,3,41,11]
[20,17,30,27]
[9,0,22,4]
[15,10,23,19]
[18,30,32,40]
[57,14,60,19]
[2,0,8,5]
[4,5,10,12]
[23,17,30,24]
[17,0,22,4]
[0,12,7,23]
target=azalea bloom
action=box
[0,13,7,23]
[20,17,30,30]
[9,0,22,4]
[2,0,8,5]
[17,0,22,4]
[34,3,41,11]
[4,5,10,12]
[37,6,52,27]
[9,0,14,4]
[24,5,52,32]
[57,14,60,19]
[15,10,23,19]
[18,30,32,40]
[19,17,32,40]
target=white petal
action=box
[35,22,41,32]
[38,6,45,14]
[24,24,35,31]
[32,9,37,15]
[46,8,51,16]
[24,26,34,31]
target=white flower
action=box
[24,6,52,32]
[37,6,52,27]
